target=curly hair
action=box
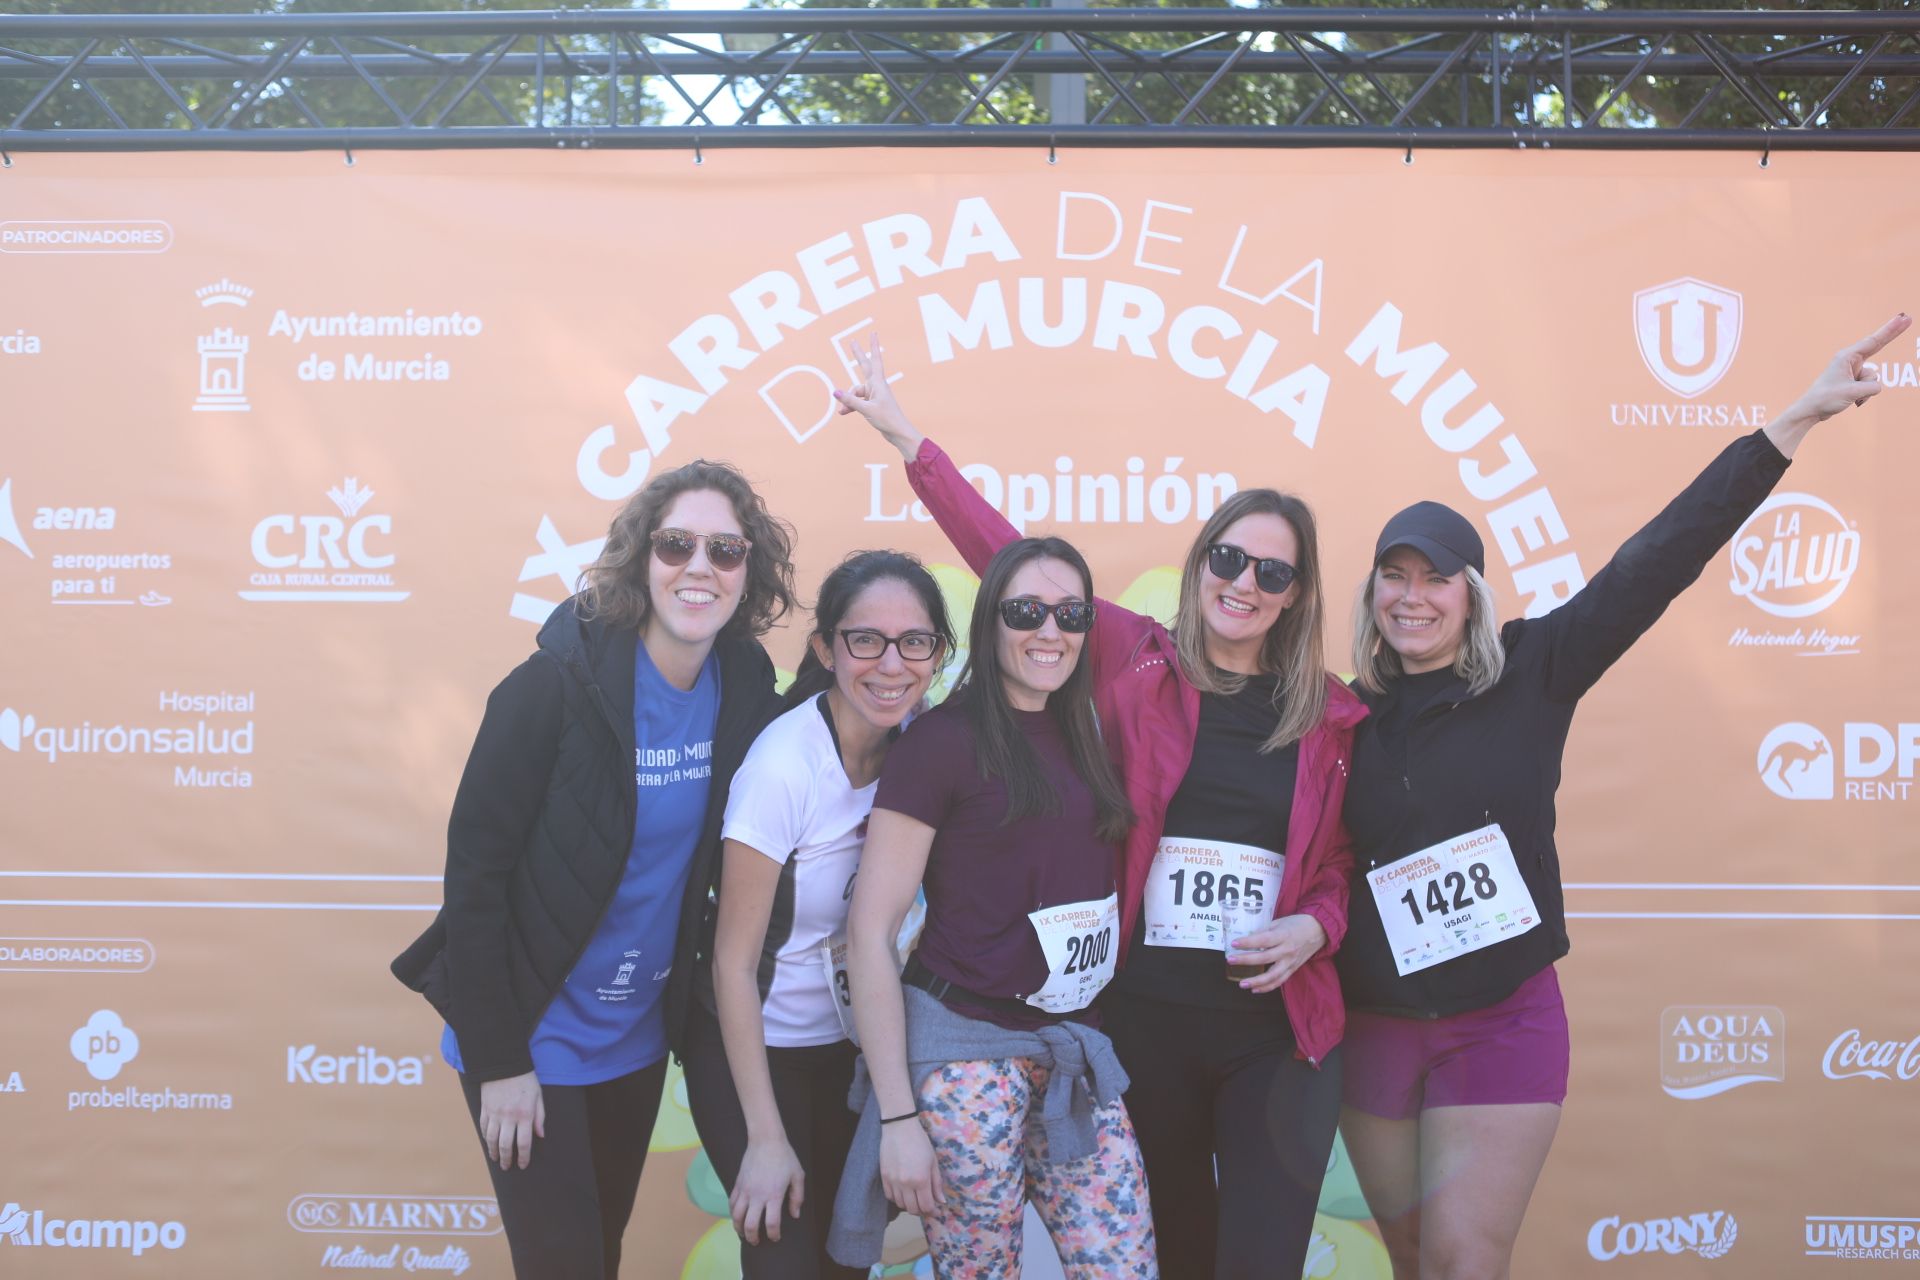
[576,459,797,638]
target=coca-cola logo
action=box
[1822,1029,1920,1082]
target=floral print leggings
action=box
[915,1057,1158,1279]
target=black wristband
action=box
[880,1109,922,1125]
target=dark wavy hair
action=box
[950,537,1132,844]
[785,550,956,707]
[576,459,796,638]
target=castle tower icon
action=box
[194,328,250,412]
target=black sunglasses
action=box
[997,598,1096,633]
[1207,543,1296,595]
[649,528,751,572]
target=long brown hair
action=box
[576,459,796,638]
[1172,488,1329,752]
[950,537,1132,844]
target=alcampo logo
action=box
[1757,723,1834,800]
[1661,1006,1785,1099]
[1758,721,1918,801]
[287,1045,427,1086]
[0,1201,187,1256]
[70,1010,139,1081]
[1589,1211,1738,1261]
[1729,493,1861,620]
[1633,277,1743,398]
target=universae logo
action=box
[1633,277,1743,399]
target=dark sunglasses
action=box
[1207,542,1296,595]
[649,528,751,572]
[997,598,1096,633]
[839,629,942,662]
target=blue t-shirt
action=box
[443,640,720,1083]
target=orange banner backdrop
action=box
[2,148,1918,1279]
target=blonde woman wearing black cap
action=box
[1334,313,1908,1280]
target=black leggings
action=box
[458,1057,667,1280]
[1102,990,1344,1280]
[683,1003,866,1280]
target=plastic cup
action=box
[1221,892,1269,982]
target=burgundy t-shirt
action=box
[875,698,1120,1031]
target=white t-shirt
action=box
[722,695,875,1047]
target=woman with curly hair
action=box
[393,459,796,1279]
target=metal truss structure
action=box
[4,7,1920,152]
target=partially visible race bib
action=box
[1142,837,1286,950]
[1023,893,1119,1015]
[1366,824,1540,977]
[819,934,857,1044]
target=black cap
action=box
[1373,501,1484,578]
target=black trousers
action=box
[1103,990,1344,1280]
[683,1003,867,1280]
[458,1057,667,1280]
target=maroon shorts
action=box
[1342,966,1569,1120]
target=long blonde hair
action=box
[1351,564,1505,697]
[1172,489,1328,753]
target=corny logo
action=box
[1589,1211,1738,1260]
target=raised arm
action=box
[1533,313,1909,702]
[845,807,946,1217]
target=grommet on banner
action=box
[1047,134,1058,166]
[343,147,354,167]
[693,135,704,166]
[1,151,11,169]
[1759,134,1771,168]
[1403,145,1413,165]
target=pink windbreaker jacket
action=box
[906,439,1367,1065]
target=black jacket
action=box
[1338,430,1789,1017]
[391,598,781,1082]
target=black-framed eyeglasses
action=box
[649,528,751,571]
[997,598,1096,633]
[1207,543,1296,595]
[838,629,942,662]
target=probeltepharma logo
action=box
[1589,1211,1738,1261]
[70,1010,139,1081]
[1758,721,1917,802]
[1661,1006,1785,1099]
[289,1195,500,1236]
[287,1045,428,1086]
[1612,277,1765,428]
[0,476,174,605]
[1,691,257,790]
[1727,493,1862,657]
[242,478,409,603]
[0,1201,187,1256]
[1807,1217,1920,1261]
[1823,1029,1920,1083]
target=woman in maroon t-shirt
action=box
[845,536,1156,1278]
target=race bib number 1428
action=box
[1366,824,1539,977]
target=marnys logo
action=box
[243,477,408,603]
[1612,277,1764,428]
[0,1200,187,1256]
[70,1010,139,1081]
[1726,492,1862,657]
[1661,1006,1784,1099]
[1589,1211,1738,1261]
[288,1045,428,1086]
[1807,1217,1920,1261]
[1823,1029,1920,1082]
[289,1195,500,1237]
[1758,721,1917,802]
[320,1244,473,1274]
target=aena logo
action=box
[69,1010,139,1081]
[287,1044,426,1086]
[1758,721,1918,801]
[1633,277,1743,398]
[0,478,31,559]
[1728,493,1859,619]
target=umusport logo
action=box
[288,1195,501,1236]
[0,1200,187,1255]
[1589,1211,1738,1260]
[1807,1217,1920,1260]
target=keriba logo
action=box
[1633,278,1743,398]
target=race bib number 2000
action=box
[1023,893,1119,1015]
[1366,824,1540,977]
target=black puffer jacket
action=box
[391,598,780,1082]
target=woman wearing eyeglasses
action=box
[835,339,1364,1280]
[831,535,1154,1278]
[687,550,954,1280]
[392,460,794,1279]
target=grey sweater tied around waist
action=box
[826,983,1132,1268]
